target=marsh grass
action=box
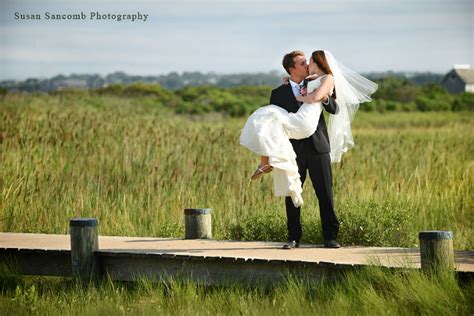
[0,264,471,315]
[1,93,473,249]
[1,93,473,315]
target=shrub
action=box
[452,92,474,111]
[226,212,287,241]
[174,86,267,117]
[226,200,417,247]
[336,200,416,247]
[415,85,453,111]
[0,87,8,97]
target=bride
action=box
[239,50,377,207]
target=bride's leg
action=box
[260,155,270,166]
[284,104,323,140]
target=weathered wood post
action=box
[70,218,99,283]
[419,230,454,273]
[184,208,212,239]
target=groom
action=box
[270,50,341,249]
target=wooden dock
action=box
[1,233,473,284]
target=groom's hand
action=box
[323,96,339,114]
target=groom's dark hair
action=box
[282,50,305,75]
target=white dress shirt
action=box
[289,79,304,97]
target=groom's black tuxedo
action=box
[270,83,340,242]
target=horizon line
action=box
[0,69,451,82]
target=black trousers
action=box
[285,151,339,242]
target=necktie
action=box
[297,83,305,106]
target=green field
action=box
[1,93,473,249]
[1,93,473,314]
[0,266,472,315]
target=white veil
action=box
[324,50,378,163]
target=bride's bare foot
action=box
[250,164,273,180]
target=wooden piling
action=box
[70,218,99,282]
[419,230,454,273]
[184,208,212,239]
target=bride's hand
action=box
[300,87,308,96]
[295,95,304,102]
[282,76,290,84]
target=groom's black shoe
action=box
[324,240,341,248]
[283,240,300,249]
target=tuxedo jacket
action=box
[270,83,339,156]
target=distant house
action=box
[441,65,474,93]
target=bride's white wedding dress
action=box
[240,75,332,207]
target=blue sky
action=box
[0,0,472,80]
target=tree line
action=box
[1,75,472,116]
[1,71,444,92]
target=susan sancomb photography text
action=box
[14,11,149,22]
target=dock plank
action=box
[1,232,472,271]
[1,233,473,283]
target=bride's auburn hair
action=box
[312,50,336,99]
[311,50,332,75]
